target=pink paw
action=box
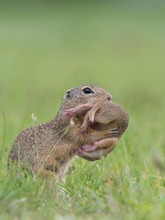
[63,109,75,117]
[76,144,102,161]
[77,144,96,153]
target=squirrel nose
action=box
[107,94,112,101]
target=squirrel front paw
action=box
[63,108,76,117]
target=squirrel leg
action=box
[79,137,118,152]
[86,126,123,139]
[77,138,118,161]
[94,125,124,138]
[40,169,60,181]
[80,113,90,133]
[40,169,66,189]
[40,169,60,189]
[107,125,125,138]
[92,138,118,152]
[63,103,93,117]
[80,105,100,133]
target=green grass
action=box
[0,2,165,220]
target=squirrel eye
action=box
[82,87,93,94]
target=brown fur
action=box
[76,99,129,160]
[8,85,128,181]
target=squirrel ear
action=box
[66,90,70,98]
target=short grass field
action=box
[0,2,165,220]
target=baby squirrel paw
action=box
[63,108,76,117]
[76,143,102,161]
[77,144,96,153]
[64,103,93,118]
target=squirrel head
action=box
[59,84,112,111]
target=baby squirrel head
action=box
[60,84,112,111]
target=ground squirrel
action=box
[8,85,128,181]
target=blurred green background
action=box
[1,1,164,152]
[0,1,165,219]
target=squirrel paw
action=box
[108,127,121,138]
[78,144,96,152]
[76,144,101,161]
[63,109,75,117]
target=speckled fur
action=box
[8,85,120,181]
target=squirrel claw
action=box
[108,128,120,137]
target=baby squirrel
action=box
[8,85,129,181]
[76,98,129,160]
